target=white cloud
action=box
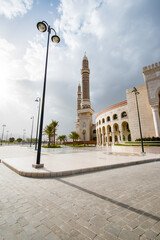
[0,38,27,83]
[24,40,45,81]
[0,0,33,19]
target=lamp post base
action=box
[141,152,146,156]
[32,163,44,168]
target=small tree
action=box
[17,138,22,143]
[57,135,67,144]
[43,124,54,147]
[69,131,79,146]
[9,137,15,142]
[50,120,59,146]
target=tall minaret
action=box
[76,53,94,141]
[81,53,91,109]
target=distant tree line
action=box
[2,120,81,147]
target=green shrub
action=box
[42,145,61,148]
[135,137,160,142]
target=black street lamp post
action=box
[35,97,41,150]
[6,130,9,143]
[30,116,34,147]
[33,21,60,168]
[1,124,6,145]
[132,87,144,153]
[23,129,26,144]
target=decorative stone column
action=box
[112,132,115,145]
[106,130,109,146]
[96,131,99,145]
[119,126,123,143]
[151,105,160,137]
[102,133,105,146]
[98,133,101,145]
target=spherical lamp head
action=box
[51,35,60,43]
[37,22,47,32]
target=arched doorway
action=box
[113,123,120,143]
[107,125,112,145]
[102,126,106,146]
[99,128,102,145]
[121,121,131,142]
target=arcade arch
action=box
[121,121,131,142]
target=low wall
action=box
[100,145,160,154]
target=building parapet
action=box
[143,61,160,73]
[96,100,127,119]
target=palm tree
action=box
[43,124,54,147]
[69,131,79,146]
[57,135,67,144]
[50,120,59,146]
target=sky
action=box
[0,0,160,140]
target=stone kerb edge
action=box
[2,158,160,178]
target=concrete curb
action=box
[2,158,160,178]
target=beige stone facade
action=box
[96,101,130,146]
[126,84,155,141]
[143,62,160,137]
[96,61,160,146]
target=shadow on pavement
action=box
[57,178,160,222]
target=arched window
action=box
[102,118,105,123]
[113,114,118,120]
[121,111,127,118]
[107,116,110,122]
[123,135,125,141]
[115,135,118,142]
[99,120,101,125]
[93,130,96,134]
[115,125,118,131]
[109,136,112,142]
[128,134,131,141]
[109,126,111,132]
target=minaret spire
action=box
[81,53,91,108]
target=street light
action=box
[23,129,26,144]
[1,124,6,145]
[33,21,60,168]
[6,130,9,143]
[132,87,144,153]
[35,97,41,150]
[30,116,34,147]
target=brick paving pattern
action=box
[0,161,160,239]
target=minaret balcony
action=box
[81,69,90,74]
[78,108,94,115]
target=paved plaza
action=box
[0,146,160,239]
[1,146,160,177]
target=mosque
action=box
[76,54,160,146]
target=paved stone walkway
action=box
[0,159,160,239]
